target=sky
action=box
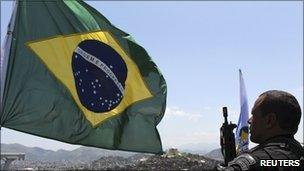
[1,1,303,152]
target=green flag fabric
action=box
[1,0,167,154]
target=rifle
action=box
[220,107,237,166]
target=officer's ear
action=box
[265,113,277,128]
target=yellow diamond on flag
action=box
[27,31,153,127]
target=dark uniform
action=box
[222,135,304,171]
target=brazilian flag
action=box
[0,0,166,154]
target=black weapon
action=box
[220,107,237,166]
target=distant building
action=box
[165,148,181,157]
[1,153,25,170]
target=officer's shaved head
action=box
[257,90,301,134]
[230,90,304,170]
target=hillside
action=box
[1,143,136,162]
[1,143,223,170]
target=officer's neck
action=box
[260,133,294,144]
[259,125,294,144]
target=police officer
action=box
[220,90,304,171]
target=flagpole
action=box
[1,0,18,113]
[235,69,249,154]
[302,0,304,144]
[1,1,18,157]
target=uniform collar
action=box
[263,134,294,144]
[250,134,294,152]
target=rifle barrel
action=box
[223,107,228,123]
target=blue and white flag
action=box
[236,69,249,154]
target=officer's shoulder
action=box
[250,137,304,159]
[248,143,280,160]
[227,153,257,170]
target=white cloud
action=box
[191,131,219,143]
[160,106,246,149]
[203,106,211,111]
[161,131,219,149]
[216,107,240,123]
[160,106,219,148]
[165,106,187,117]
[164,106,204,121]
[162,105,242,129]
